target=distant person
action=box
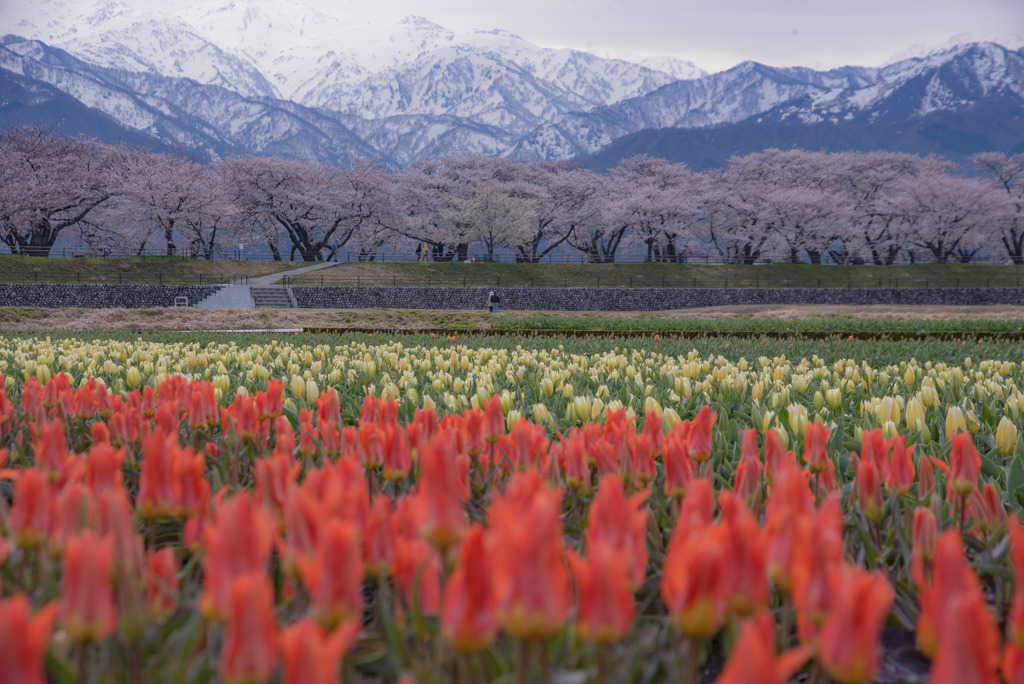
[489,290,500,313]
[416,243,423,261]
[681,247,689,263]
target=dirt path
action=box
[2,304,1023,333]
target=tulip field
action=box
[2,329,1024,683]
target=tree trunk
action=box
[267,241,282,261]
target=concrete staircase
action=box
[251,286,296,309]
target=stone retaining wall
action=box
[290,286,1024,311]
[0,284,222,308]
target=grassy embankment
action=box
[0,254,301,284]
[285,261,1024,289]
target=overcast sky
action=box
[304,0,1024,71]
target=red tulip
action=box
[716,611,811,684]
[60,531,117,645]
[663,420,695,499]
[802,420,831,473]
[7,468,53,549]
[441,524,500,653]
[661,523,727,639]
[483,394,504,444]
[1006,516,1024,650]
[569,541,635,645]
[280,619,360,684]
[854,456,884,524]
[489,471,570,641]
[220,574,278,684]
[884,435,915,496]
[718,491,769,618]
[585,474,648,589]
[415,436,466,550]
[200,494,276,622]
[364,496,395,579]
[297,520,364,631]
[818,566,894,684]
[147,547,179,622]
[948,432,982,498]
[0,596,58,684]
[930,589,1000,684]
[688,406,716,462]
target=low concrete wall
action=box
[291,286,1024,311]
[0,283,221,308]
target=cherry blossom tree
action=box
[833,153,947,264]
[973,152,1024,264]
[113,151,236,258]
[442,185,536,261]
[518,163,600,263]
[700,154,783,264]
[0,126,122,257]
[604,155,697,262]
[894,172,1000,263]
[224,156,389,262]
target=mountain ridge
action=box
[0,0,1021,169]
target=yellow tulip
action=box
[125,367,142,390]
[945,406,967,441]
[787,404,807,438]
[644,396,662,416]
[905,397,926,431]
[289,373,306,399]
[996,416,1018,456]
[662,407,682,429]
[305,378,320,403]
[825,387,842,411]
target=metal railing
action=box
[3,244,1018,266]
[281,272,1024,290]
[0,272,231,285]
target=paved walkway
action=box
[248,261,339,287]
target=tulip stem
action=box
[686,638,699,684]
[76,644,89,684]
[516,639,530,684]
[958,493,966,535]
[597,648,608,684]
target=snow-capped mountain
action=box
[0,36,382,165]
[0,0,1021,167]
[767,42,1024,123]
[0,0,701,110]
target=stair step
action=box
[251,287,295,309]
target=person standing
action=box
[489,290,501,313]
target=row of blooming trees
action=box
[2,126,1023,263]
